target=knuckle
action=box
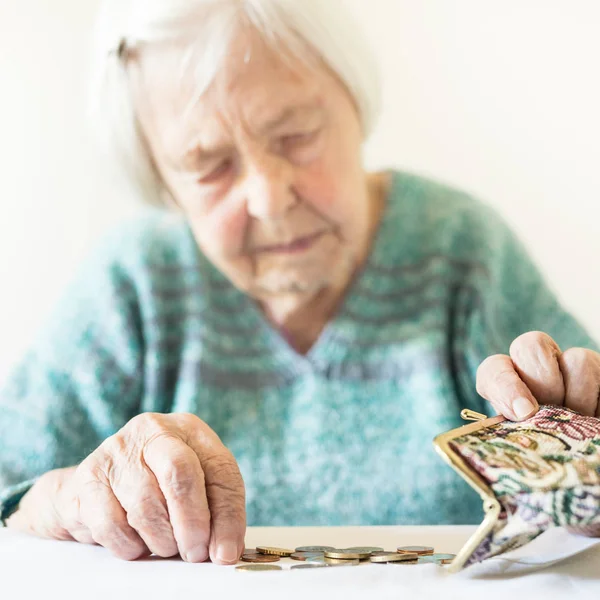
[210,501,246,530]
[205,453,242,485]
[127,412,169,436]
[510,331,556,357]
[159,459,197,497]
[177,412,204,427]
[209,486,246,518]
[101,436,130,466]
[126,496,169,531]
[560,347,591,371]
[76,458,110,489]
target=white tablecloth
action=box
[1,525,599,599]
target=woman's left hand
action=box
[476,331,600,421]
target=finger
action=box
[67,521,96,545]
[50,468,96,545]
[111,463,179,558]
[77,462,149,561]
[185,424,246,565]
[476,354,539,421]
[509,331,565,405]
[559,348,600,417]
[143,434,211,563]
[57,489,96,545]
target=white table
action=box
[1,525,599,599]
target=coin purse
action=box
[433,405,600,572]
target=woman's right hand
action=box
[6,413,246,564]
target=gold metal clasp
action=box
[461,409,489,422]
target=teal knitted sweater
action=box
[1,170,597,527]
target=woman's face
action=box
[131,31,374,305]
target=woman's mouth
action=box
[257,230,327,255]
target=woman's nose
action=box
[245,159,296,221]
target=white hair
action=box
[89,0,381,206]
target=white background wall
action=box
[0,0,598,384]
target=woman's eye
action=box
[198,160,232,184]
[281,130,320,149]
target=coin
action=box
[295,546,336,553]
[397,545,434,555]
[241,552,280,563]
[290,552,324,561]
[256,546,294,557]
[344,546,384,554]
[430,553,456,564]
[324,557,360,566]
[306,556,326,564]
[389,559,418,565]
[324,549,370,560]
[370,551,419,563]
[291,563,328,570]
[236,564,282,572]
[417,556,443,565]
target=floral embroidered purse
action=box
[433,405,600,572]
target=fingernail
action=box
[513,397,536,420]
[216,542,240,564]
[184,545,209,563]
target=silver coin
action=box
[430,553,456,562]
[417,556,443,565]
[291,563,328,570]
[295,546,335,553]
[344,546,383,554]
[235,564,283,572]
[290,551,325,561]
[306,556,326,564]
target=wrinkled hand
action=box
[11,413,246,564]
[477,331,600,421]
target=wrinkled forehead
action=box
[129,26,327,152]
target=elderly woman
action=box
[1,0,599,566]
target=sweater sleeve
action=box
[453,203,599,413]
[0,241,144,524]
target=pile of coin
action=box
[235,545,456,572]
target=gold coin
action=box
[397,546,434,556]
[256,546,294,557]
[389,559,418,565]
[324,557,360,566]
[241,552,280,563]
[324,549,370,560]
[236,564,282,572]
[370,551,419,563]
